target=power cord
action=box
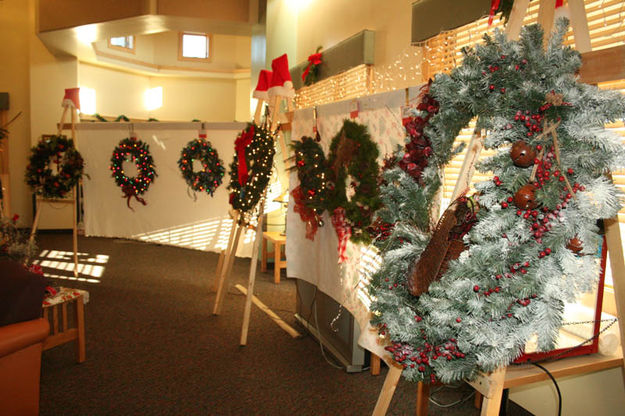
[531,362,561,416]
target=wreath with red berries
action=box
[110,137,157,209]
[25,135,84,199]
[178,137,225,196]
[291,135,329,240]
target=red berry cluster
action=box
[384,337,465,381]
[369,218,393,242]
[399,87,439,182]
[484,56,527,94]
[514,110,544,137]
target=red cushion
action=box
[0,261,47,327]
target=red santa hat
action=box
[253,70,273,100]
[267,54,295,98]
[62,87,81,110]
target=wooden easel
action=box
[372,1,625,414]
[29,99,80,278]
[269,94,295,169]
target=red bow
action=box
[234,126,255,186]
[302,52,323,82]
[292,186,320,241]
[331,207,351,263]
[122,185,147,211]
[488,0,501,25]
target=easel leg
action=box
[213,223,243,315]
[416,381,430,416]
[57,107,68,136]
[371,354,381,376]
[372,363,403,416]
[75,296,86,363]
[213,215,239,292]
[604,215,625,375]
[72,186,79,278]
[29,201,42,243]
[477,367,507,416]
[504,0,530,41]
[254,99,265,123]
[240,204,266,345]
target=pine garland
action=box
[369,20,625,384]
[178,137,225,196]
[25,135,84,199]
[327,120,382,245]
[228,124,275,214]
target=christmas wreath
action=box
[110,137,157,209]
[326,120,381,257]
[291,134,329,240]
[228,124,275,214]
[369,20,625,384]
[178,137,225,196]
[25,135,84,199]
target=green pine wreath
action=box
[326,120,381,244]
[25,135,84,199]
[110,137,157,208]
[369,21,625,384]
[292,135,329,215]
[228,124,275,214]
[178,137,225,196]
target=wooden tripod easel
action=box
[211,125,301,344]
[372,1,625,415]
[29,100,80,278]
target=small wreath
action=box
[110,137,157,209]
[178,137,225,196]
[291,135,329,240]
[228,124,275,214]
[25,135,84,199]
[326,120,381,245]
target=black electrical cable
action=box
[531,362,561,416]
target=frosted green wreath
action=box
[369,20,625,383]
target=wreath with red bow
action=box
[25,135,84,199]
[110,137,157,209]
[228,124,275,214]
[302,47,323,86]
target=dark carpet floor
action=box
[37,232,534,416]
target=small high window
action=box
[108,36,135,52]
[179,32,211,61]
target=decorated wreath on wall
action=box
[228,124,275,214]
[369,21,625,384]
[326,120,381,257]
[178,137,225,196]
[25,135,84,199]
[291,134,329,240]
[110,137,157,209]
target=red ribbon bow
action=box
[234,126,255,186]
[331,207,352,263]
[122,185,147,211]
[302,52,323,82]
[292,186,320,241]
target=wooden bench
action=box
[261,231,287,284]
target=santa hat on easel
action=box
[62,87,81,110]
[253,70,273,100]
[267,54,295,98]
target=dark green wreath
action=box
[178,137,225,196]
[327,120,381,244]
[228,124,275,214]
[110,137,157,208]
[25,135,84,199]
[292,135,329,215]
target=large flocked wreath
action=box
[178,136,225,196]
[369,20,625,383]
[228,124,275,214]
[110,137,157,209]
[25,135,84,199]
